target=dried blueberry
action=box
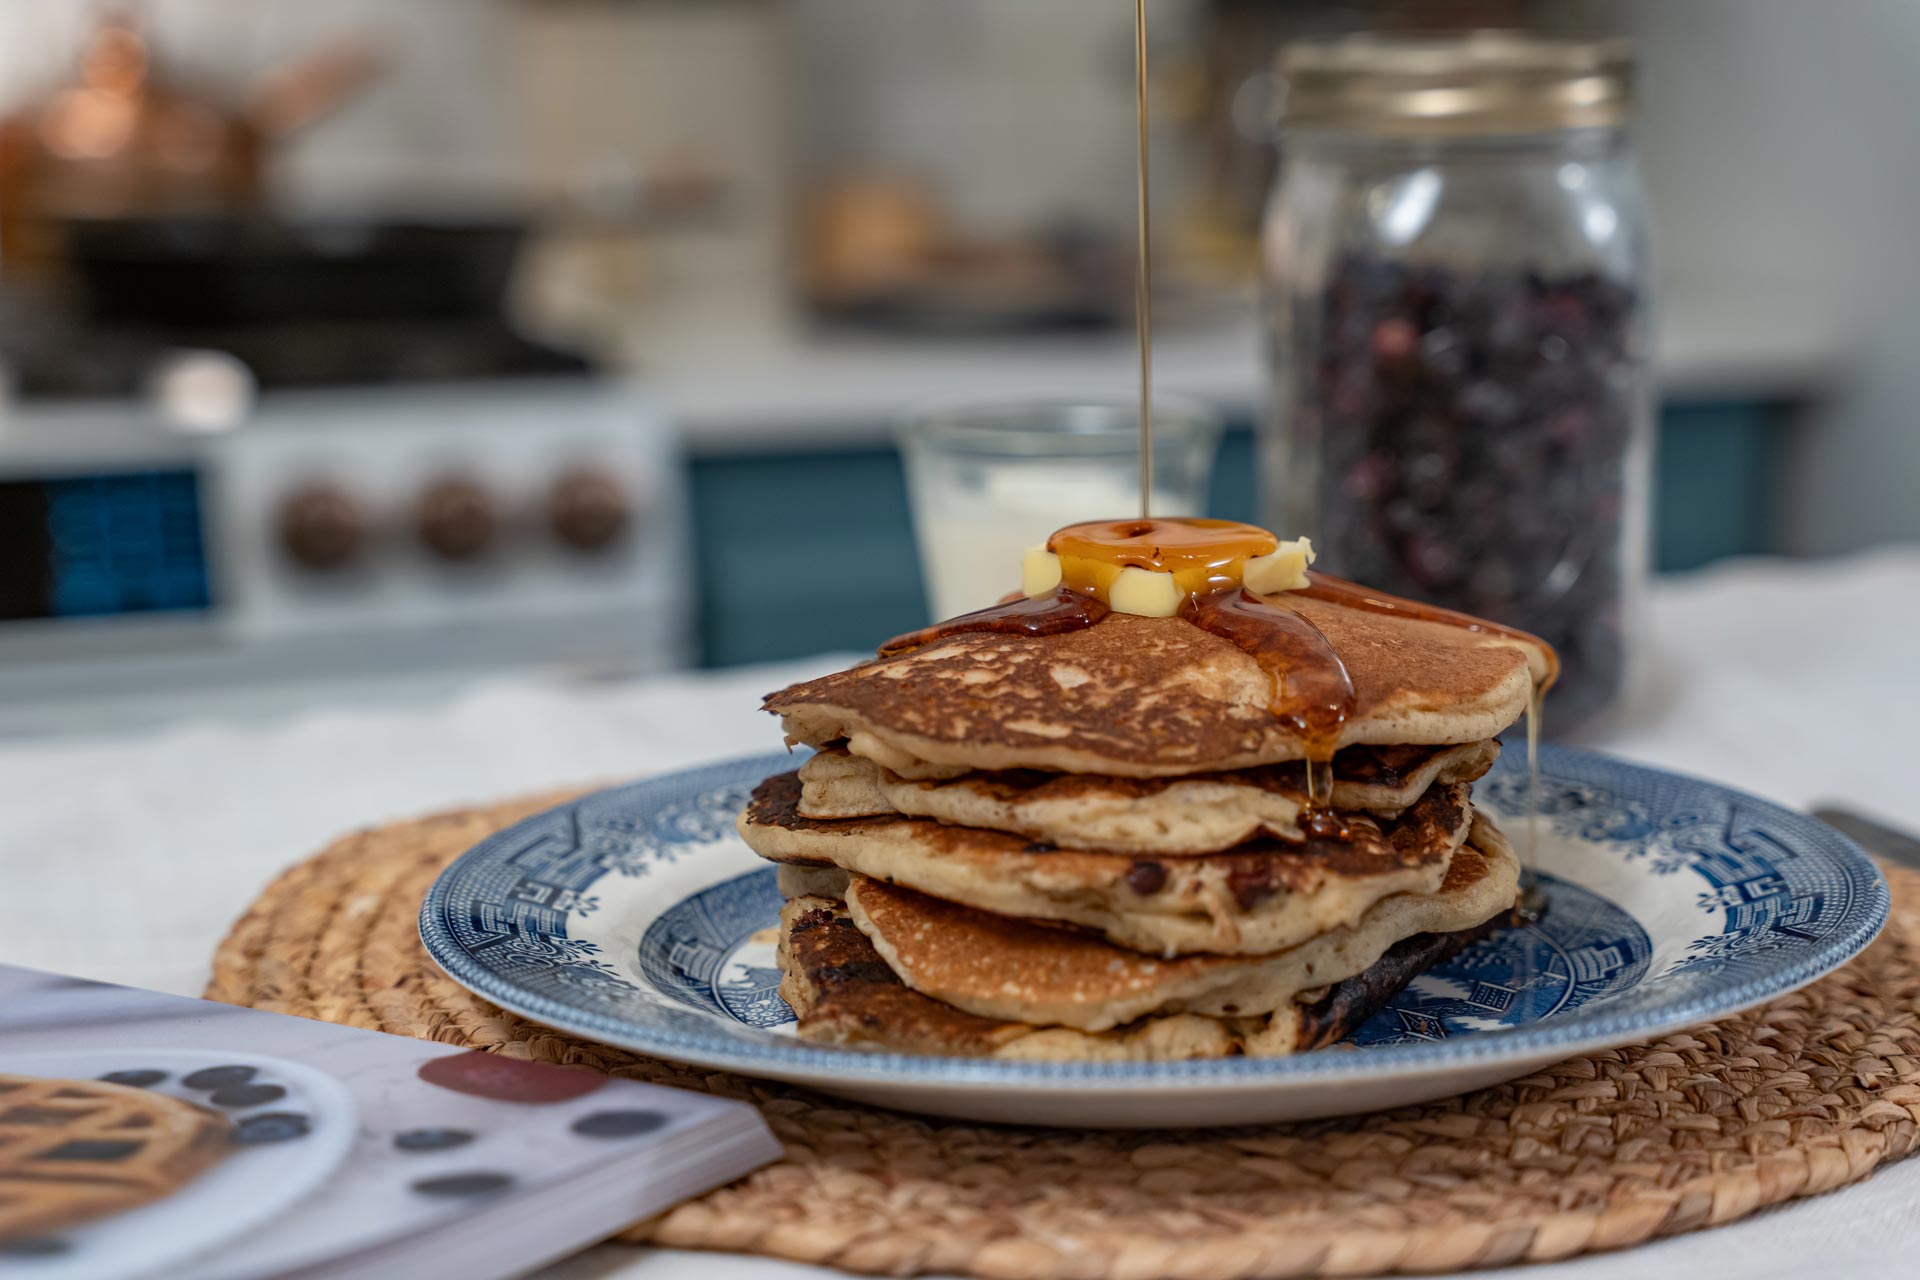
[182,1065,257,1090]
[411,1173,513,1198]
[99,1069,167,1088]
[395,1128,476,1152]
[570,1110,668,1139]
[209,1083,287,1108]
[233,1112,311,1144]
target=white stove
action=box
[0,377,691,734]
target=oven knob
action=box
[548,468,630,552]
[278,483,364,571]
[416,477,496,561]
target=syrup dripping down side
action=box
[1298,569,1561,894]
[1183,589,1357,841]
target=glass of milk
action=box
[900,400,1222,622]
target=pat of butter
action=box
[1243,537,1317,594]
[1108,565,1182,617]
[1022,546,1063,597]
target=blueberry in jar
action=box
[1305,255,1638,730]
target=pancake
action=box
[842,814,1517,1031]
[797,739,1498,853]
[739,772,1474,955]
[764,591,1551,779]
[777,889,1504,1061]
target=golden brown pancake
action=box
[739,772,1475,955]
[777,887,1504,1061]
[842,817,1517,1031]
[797,739,1498,852]
[764,592,1549,778]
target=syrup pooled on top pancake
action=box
[766,519,1553,781]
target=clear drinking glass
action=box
[899,401,1222,622]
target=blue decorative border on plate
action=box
[419,746,1889,1086]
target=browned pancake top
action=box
[745,771,1472,910]
[849,877,1243,1000]
[779,894,1502,1058]
[764,594,1541,771]
[849,835,1498,1007]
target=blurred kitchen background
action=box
[0,0,1908,736]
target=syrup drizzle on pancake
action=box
[1296,572,1562,691]
[877,586,1110,658]
[1298,570,1559,899]
[1182,589,1354,839]
[882,518,1361,838]
[875,517,1561,856]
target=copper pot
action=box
[0,10,380,274]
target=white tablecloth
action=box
[4,548,1918,1280]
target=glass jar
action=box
[1261,33,1652,734]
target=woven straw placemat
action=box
[207,791,1920,1279]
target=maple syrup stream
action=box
[1133,0,1152,519]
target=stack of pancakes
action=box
[738,589,1554,1061]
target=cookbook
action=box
[0,965,780,1280]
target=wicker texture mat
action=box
[208,793,1920,1279]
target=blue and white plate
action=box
[420,747,1888,1128]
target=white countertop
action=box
[2,547,1915,1279]
[621,286,1851,452]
